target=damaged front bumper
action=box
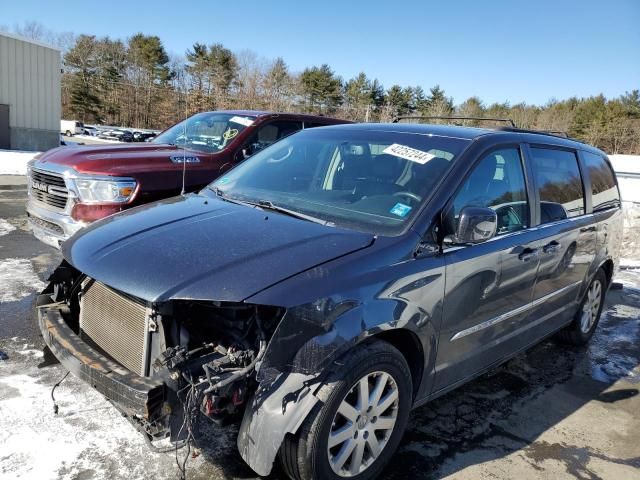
[36,296,168,435]
[35,262,362,477]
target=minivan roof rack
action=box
[393,116,580,142]
[494,126,576,140]
[393,115,516,127]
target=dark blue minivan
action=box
[37,122,622,480]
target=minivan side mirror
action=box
[454,206,497,244]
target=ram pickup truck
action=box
[27,110,348,248]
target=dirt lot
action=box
[1,178,639,480]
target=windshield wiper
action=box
[256,200,332,226]
[210,187,257,208]
[210,189,331,226]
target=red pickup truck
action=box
[26,110,349,248]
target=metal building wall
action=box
[0,32,61,151]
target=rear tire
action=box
[280,340,412,480]
[556,269,607,345]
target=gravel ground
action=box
[1,178,639,480]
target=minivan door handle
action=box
[580,226,596,233]
[543,241,561,254]
[518,248,539,262]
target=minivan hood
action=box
[62,193,374,303]
[36,143,213,176]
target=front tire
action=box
[557,269,607,345]
[280,340,412,480]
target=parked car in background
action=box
[60,119,84,136]
[37,122,622,479]
[26,110,349,248]
[96,129,118,140]
[118,130,134,142]
[132,131,157,142]
[82,126,98,136]
[97,129,132,142]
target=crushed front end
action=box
[37,262,283,443]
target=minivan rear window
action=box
[530,147,585,222]
[582,151,620,211]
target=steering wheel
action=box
[266,144,294,163]
[393,191,422,203]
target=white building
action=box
[0,31,61,151]
[609,154,640,205]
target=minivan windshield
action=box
[209,127,470,235]
[153,112,256,153]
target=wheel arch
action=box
[599,258,614,287]
[368,328,425,400]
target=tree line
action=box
[4,22,639,154]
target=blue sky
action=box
[3,0,639,105]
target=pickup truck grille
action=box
[29,168,70,210]
[79,280,151,376]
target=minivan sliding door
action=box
[525,146,596,330]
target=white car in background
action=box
[82,126,99,136]
[60,120,84,137]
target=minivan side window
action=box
[451,148,529,235]
[582,151,620,211]
[530,147,585,222]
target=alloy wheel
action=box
[580,279,602,333]
[327,371,399,477]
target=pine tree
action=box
[264,58,293,110]
[63,35,102,122]
[299,64,342,113]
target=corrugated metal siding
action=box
[0,33,61,131]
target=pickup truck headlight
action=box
[72,178,137,204]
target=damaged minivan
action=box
[37,122,622,479]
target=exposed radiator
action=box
[79,280,151,376]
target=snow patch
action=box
[15,348,44,358]
[0,150,40,175]
[0,219,16,236]
[74,134,123,144]
[0,338,220,480]
[0,372,148,479]
[0,258,46,302]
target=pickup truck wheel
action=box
[280,340,412,480]
[557,269,607,345]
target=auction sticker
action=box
[383,143,435,164]
[390,202,412,217]
[229,116,254,127]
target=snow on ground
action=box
[0,258,46,302]
[0,219,16,236]
[621,202,640,267]
[0,338,168,480]
[73,135,122,144]
[0,336,237,480]
[0,150,40,175]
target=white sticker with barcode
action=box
[382,143,436,164]
[229,116,254,127]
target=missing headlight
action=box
[154,301,283,423]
